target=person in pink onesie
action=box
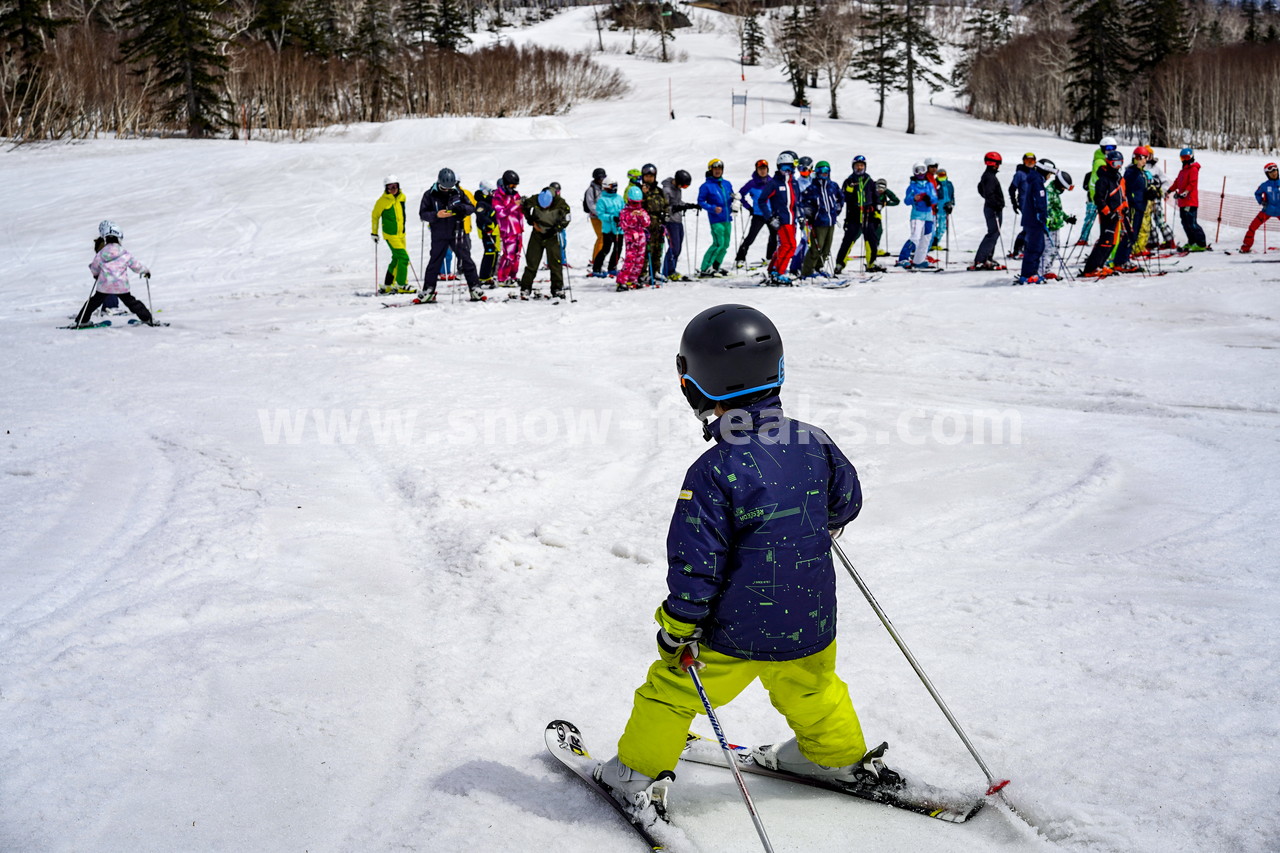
[615,186,650,291]
[492,169,525,284]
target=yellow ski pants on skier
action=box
[617,642,866,779]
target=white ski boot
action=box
[593,755,676,828]
[754,739,903,788]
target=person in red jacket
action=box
[1166,147,1209,251]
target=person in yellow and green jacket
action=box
[371,175,413,294]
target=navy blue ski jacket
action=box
[801,178,844,227]
[664,395,862,662]
[758,172,801,227]
[1020,169,1048,229]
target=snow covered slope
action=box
[1,8,1277,853]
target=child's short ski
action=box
[679,732,985,824]
[545,721,681,852]
[58,320,112,330]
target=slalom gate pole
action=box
[830,539,1010,799]
[680,649,775,853]
[145,274,155,320]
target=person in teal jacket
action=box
[931,167,955,251]
[592,178,625,276]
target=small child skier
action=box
[74,221,155,327]
[1240,161,1280,254]
[595,303,899,831]
[615,186,650,290]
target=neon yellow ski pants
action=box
[617,642,866,779]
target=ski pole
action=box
[144,273,155,319]
[680,649,775,853]
[374,239,379,292]
[945,213,951,270]
[830,539,1010,799]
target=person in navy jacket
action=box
[1241,161,1280,253]
[596,304,899,824]
[799,160,843,277]
[1016,159,1051,284]
[757,151,802,282]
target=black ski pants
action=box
[974,207,1003,265]
[735,214,778,264]
[1084,213,1122,274]
[425,227,479,292]
[835,212,878,269]
[76,291,151,326]
[593,233,623,273]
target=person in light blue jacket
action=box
[592,177,625,276]
[899,163,938,269]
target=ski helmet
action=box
[1057,169,1074,190]
[1105,149,1124,167]
[1036,158,1057,175]
[538,190,554,207]
[627,168,642,183]
[755,159,770,171]
[1266,162,1279,174]
[641,163,658,177]
[983,151,1002,167]
[925,156,939,168]
[815,160,831,175]
[592,167,606,182]
[797,156,814,175]
[602,176,617,190]
[852,155,867,172]
[675,169,692,188]
[383,175,400,188]
[501,169,520,189]
[1179,147,1194,161]
[1100,136,1117,149]
[912,161,927,176]
[98,220,123,241]
[777,150,799,170]
[477,179,495,195]
[626,185,643,202]
[1022,152,1037,162]
[550,181,562,194]
[708,158,725,171]
[875,178,888,192]
[437,167,457,190]
[677,304,784,422]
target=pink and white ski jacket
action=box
[89,243,149,294]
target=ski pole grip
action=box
[679,647,704,674]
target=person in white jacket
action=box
[74,220,156,327]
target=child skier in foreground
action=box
[74,220,156,327]
[596,303,900,827]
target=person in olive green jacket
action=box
[518,188,572,298]
[371,175,413,293]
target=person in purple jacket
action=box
[733,159,778,267]
[594,304,901,830]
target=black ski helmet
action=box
[641,162,658,176]
[674,169,692,188]
[677,304,784,422]
[438,167,458,189]
[501,169,520,189]
[592,167,606,182]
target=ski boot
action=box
[866,264,887,273]
[713,266,729,277]
[468,287,485,302]
[593,757,675,829]
[416,290,437,304]
[754,739,903,790]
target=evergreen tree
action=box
[1243,0,1261,42]
[401,0,435,50]
[297,0,345,58]
[742,11,764,66]
[354,0,398,121]
[118,0,230,138]
[250,0,298,50]
[1127,0,1188,145]
[1065,0,1130,142]
[431,0,472,52]
[0,0,70,121]
[900,0,947,134]
[852,0,905,129]
[771,5,810,107]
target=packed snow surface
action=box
[2,8,1278,853]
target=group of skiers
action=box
[364,147,1280,303]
